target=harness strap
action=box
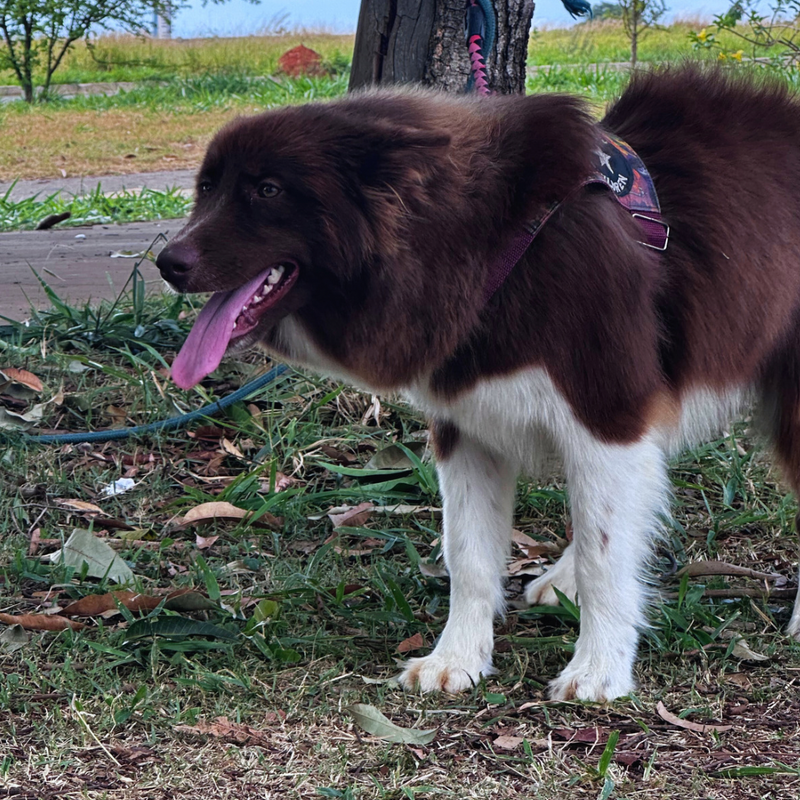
[483,131,669,303]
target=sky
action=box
[171,1,736,39]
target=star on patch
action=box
[596,149,612,171]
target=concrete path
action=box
[0,169,196,203]
[0,219,187,321]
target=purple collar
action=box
[483,131,669,303]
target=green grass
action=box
[0,32,355,86]
[0,184,193,231]
[1,271,799,798]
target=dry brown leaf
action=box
[511,529,540,549]
[61,588,198,617]
[179,501,282,530]
[174,714,281,747]
[29,527,42,556]
[0,612,84,631]
[289,539,320,554]
[507,558,545,577]
[105,405,127,425]
[677,560,780,581]
[195,534,219,550]
[494,735,524,750]
[221,438,245,459]
[418,561,448,578]
[1,367,43,393]
[397,632,425,654]
[328,502,374,528]
[55,498,106,515]
[656,701,732,733]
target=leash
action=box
[12,364,289,446]
[465,0,592,96]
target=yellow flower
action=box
[697,28,708,42]
[718,52,727,60]
[731,50,743,61]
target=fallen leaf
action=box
[180,501,282,529]
[656,701,732,733]
[289,539,320,554]
[373,504,442,518]
[0,367,43,398]
[349,704,436,745]
[319,444,356,464]
[328,502,374,528]
[195,534,219,550]
[418,561,448,578]
[507,558,545,577]
[365,441,427,470]
[730,636,769,662]
[221,438,245,459]
[61,588,202,617]
[725,672,752,690]
[0,612,84,631]
[677,560,781,581]
[49,528,134,584]
[174,715,280,747]
[55,499,107,516]
[494,735,524,751]
[397,632,425,653]
[0,624,30,652]
[105,405,127,425]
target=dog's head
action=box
[157,98,453,389]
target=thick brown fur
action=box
[158,65,800,462]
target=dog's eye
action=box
[199,180,213,195]
[257,181,282,199]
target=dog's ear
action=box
[346,122,451,187]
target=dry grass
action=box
[0,105,246,180]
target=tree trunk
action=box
[349,0,534,94]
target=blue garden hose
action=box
[24,364,288,446]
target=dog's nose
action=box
[156,241,200,285]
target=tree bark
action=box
[349,0,535,94]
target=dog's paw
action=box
[524,559,578,607]
[547,662,634,703]
[399,651,494,693]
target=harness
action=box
[464,1,669,302]
[482,131,670,303]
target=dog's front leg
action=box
[399,431,517,693]
[548,435,668,703]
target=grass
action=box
[1,270,799,798]
[0,32,355,86]
[0,184,193,231]
[0,73,349,180]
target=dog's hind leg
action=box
[524,542,578,606]
[399,428,517,693]
[759,354,800,641]
[547,432,669,702]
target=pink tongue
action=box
[171,268,271,389]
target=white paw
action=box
[399,651,494,693]
[547,660,634,703]
[524,557,578,607]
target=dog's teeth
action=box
[268,266,284,285]
[232,321,238,330]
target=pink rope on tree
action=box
[468,34,491,96]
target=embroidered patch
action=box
[594,133,661,215]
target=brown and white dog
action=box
[157,66,800,702]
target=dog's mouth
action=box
[171,262,298,389]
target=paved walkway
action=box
[0,169,196,202]
[0,219,186,321]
